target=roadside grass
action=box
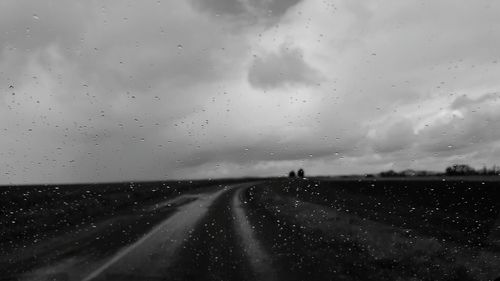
[274,178,500,246]
[250,179,500,281]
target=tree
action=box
[379,170,398,177]
[289,170,296,178]
[445,164,476,176]
[297,168,305,178]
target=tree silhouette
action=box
[289,170,296,178]
[380,170,398,177]
[297,168,305,178]
[445,164,476,176]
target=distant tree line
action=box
[378,164,500,178]
[378,169,435,177]
[285,164,499,178]
[445,164,500,176]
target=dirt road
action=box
[18,182,275,281]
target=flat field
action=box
[1,177,499,280]
[244,177,500,280]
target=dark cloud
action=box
[264,0,303,16]
[248,46,321,89]
[189,0,246,16]
[189,0,302,19]
[181,142,339,168]
[175,123,366,170]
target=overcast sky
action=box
[2,0,500,184]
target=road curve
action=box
[83,186,232,280]
[82,181,271,281]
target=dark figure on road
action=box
[289,170,296,178]
[297,168,305,178]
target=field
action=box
[1,177,499,280]
[243,177,500,281]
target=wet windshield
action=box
[1,1,499,280]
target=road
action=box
[10,179,500,281]
[18,182,277,281]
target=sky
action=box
[2,0,500,184]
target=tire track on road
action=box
[232,187,277,281]
[162,181,276,281]
[161,183,256,281]
[83,185,235,280]
[21,182,271,281]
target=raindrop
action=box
[177,44,183,50]
[33,14,39,20]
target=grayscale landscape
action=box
[1,0,500,280]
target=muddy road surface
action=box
[9,182,278,281]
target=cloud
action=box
[417,92,500,155]
[451,93,500,110]
[189,0,246,16]
[248,45,321,89]
[189,0,302,19]
[3,0,500,183]
[371,119,416,154]
[0,1,88,50]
